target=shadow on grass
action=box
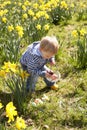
[0,90,13,105]
[36,87,51,96]
[0,87,50,105]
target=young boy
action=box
[20,36,60,92]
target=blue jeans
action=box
[21,64,55,92]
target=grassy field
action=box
[0,0,87,130]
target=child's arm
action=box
[27,66,46,77]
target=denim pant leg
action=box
[26,73,38,92]
[21,64,38,92]
[44,77,55,87]
[41,66,55,87]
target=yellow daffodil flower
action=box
[22,5,26,11]
[36,24,41,30]
[44,13,49,19]
[36,12,42,18]
[2,17,7,23]
[80,29,86,36]
[24,1,31,6]
[61,1,68,9]
[0,102,3,109]
[15,25,24,37]
[6,102,17,123]
[0,70,6,78]
[33,16,37,21]
[33,3,38,9]
[8,25,14,32]
[0,10,4,17]
[22,13,28,19]
[72,30,78,37]
[1,62,17,73]
[20,71,29,79]
[28,10,34,16]
[1,62,11,72]
[44,24,50,31]
[10,63,17,73]
[16,117,26,130]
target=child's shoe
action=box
[51,84,58,90]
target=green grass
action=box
[0,24,87,130]
[24,14,87,130]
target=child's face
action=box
[41,50,54,59]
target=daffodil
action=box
[18,2,22,6]
[44,13,49,19]
[6,102,17,123]
[4,1,11,5]
[60,1,68,9]
[1,62,17,73]
[38,0,43,4]
[33,3,38,9]
[10,63,17,73]
[2,17,7,23]
[28,10,34,16]
[8,25,14,32]
[36,24,41,30]
[16,117,26,130]
[80,2,86,8]
[0,102,3,109]
[44,24,50,31]
[15,25,24,38]
[0,70,6,78]
[36,12,42,18]
[80,29,86,36]
[72,30,78,37]
[22,13,28,19]
[1,62,11,72]
[3,9,8,14]
[22,5,26,11]
[24,1,31,6]
[0,10,4,17]
[33,16,37,21]
[20,71,29,79]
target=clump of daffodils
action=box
[72,28,86,37]
[0,101,27,130]
[0,61,29,80]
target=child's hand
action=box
[50,73,58,80]
[46,71,53,78]
[46,71,58,81]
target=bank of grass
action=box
[26,64,87,130]
[25,14,87,129]
[0,19,87,130]
[0,22,87,130]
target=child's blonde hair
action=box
[40,36,59,54]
